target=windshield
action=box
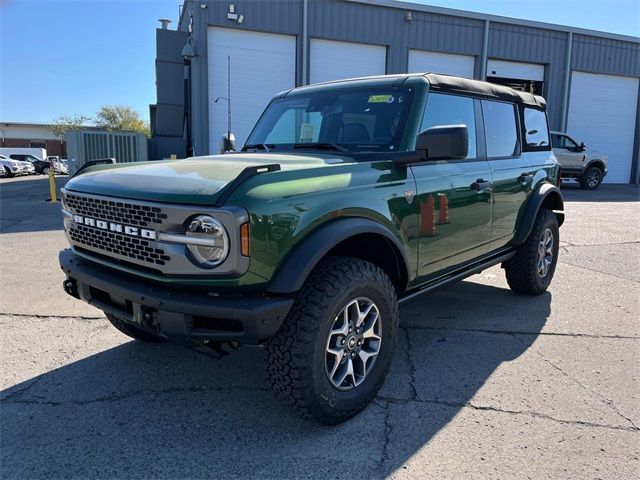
[245,86,414,153]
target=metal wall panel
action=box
[177,0,639,158]
[489,22,568,128]
[572,35,640,77]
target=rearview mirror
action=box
[415,125,468,161]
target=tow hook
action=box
[63,279,79,299]
[197,340,241,359]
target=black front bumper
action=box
[59,249,293,345]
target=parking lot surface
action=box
[1,176,639,479]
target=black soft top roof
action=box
[425,73,547,109]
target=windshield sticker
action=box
[299,123,314,143]
[368,94,395,104]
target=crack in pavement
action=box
[558,260,640,284]
[0,385,270,407]
[510,333,640,432]
[403,327,419,401]
[376,395,639,433]
[401,324,640,340]
[0,312,103,320]
[374,398,393,475]
[561,241,640,248]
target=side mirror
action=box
[415,125,468,161]
[579,142,585,152]
[220,133,236,154]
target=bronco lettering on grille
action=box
[72,214,157,240]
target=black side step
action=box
[214,164,281,207]
[398,249,515,305]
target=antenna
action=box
[227,55,231,143]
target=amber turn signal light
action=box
[240,223,250,257]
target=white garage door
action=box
[487,59,545,81]
[408,50,475,78]
[310,39,386,84]
[207,27,296,152]
[567,71,639,183]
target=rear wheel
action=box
[42,166,50,175]
[105,312,165,343]
[579,166,603,190]
[265,256,398,425]
[504,209,559,295]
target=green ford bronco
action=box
[60,73,563,424]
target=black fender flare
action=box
[266,218,411,294]
[583,159,607,175]
[512,183,564,246]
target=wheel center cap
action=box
[347,335,357,350]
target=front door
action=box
[412,92,492,281]
[551,133,584,170]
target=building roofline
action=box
[346,0,640,44]
[0,121,96,129]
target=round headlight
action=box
[186,215,229,267]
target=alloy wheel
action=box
[587,169,601,188]
[537,228,554,277]
[325,297,382,391]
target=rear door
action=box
[412,92,492,280]
[481,99,531,248]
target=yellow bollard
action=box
[49,168,58,202]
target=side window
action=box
[481,100,518,158]
[523,108,550,148]
[422,93,477,159]
[560,135,578,149]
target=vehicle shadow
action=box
[0,280,550,478]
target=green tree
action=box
[50,114,92,138]
[95,105,150,137]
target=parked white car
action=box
[0,155,26,177]
[19,161,36,175]
[550,131,608,190]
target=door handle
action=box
[517,174,534,184]
[470,179,492,191]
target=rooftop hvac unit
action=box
[66,130,148,175]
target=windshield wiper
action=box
[242,143,274,152]
[293,142,349,153]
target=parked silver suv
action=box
[550,131,608,189]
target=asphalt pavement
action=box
[1,176,638,479]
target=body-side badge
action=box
[404,190,415,204]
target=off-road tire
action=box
[105,312,165,343]
[265,256,399,425]
[579,165,603,190]
[504,209,559,295]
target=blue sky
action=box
[1,0,638,124]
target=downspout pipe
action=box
[302,0,309,85]
[480,20,489,80]
[560,32,573,132]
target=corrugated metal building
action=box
[151,0,640,183]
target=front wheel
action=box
[42,167,50,175]
[579,166,603,190]
[265,256,399,425]
[504,209,559,295]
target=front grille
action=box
[63,193,168,228]
[69,223,171,266]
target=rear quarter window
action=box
[523,108,550,149]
